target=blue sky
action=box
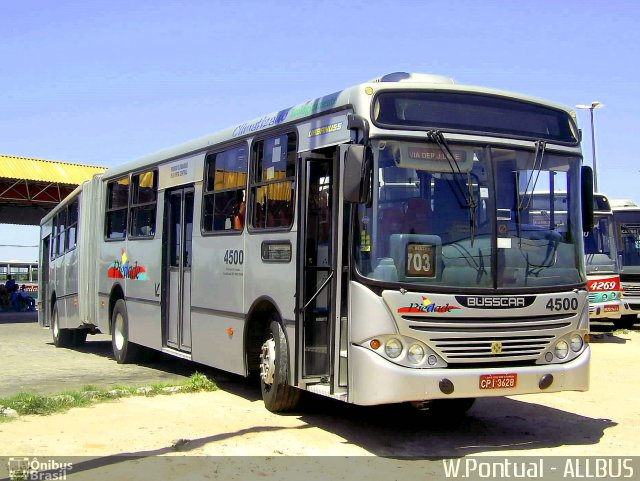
[2,0,639,261]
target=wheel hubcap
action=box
[260,337,276,386]
[114,313,125,350]
[52,312,59,338]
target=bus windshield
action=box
[584,214,616,272]
[614,212,640,270]
[354,140,584,290]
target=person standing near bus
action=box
[5,274,17,293]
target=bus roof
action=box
[101,72,578,181]
[610,199,638,208]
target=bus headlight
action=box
[555,340,569,359]
[385,339,403,358]
[570,334,583,352]
[407,344,425,364]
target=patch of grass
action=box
[182,371,217,392]
[0,372,216,421]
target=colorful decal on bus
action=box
[108,249,148,280]
[397,296,461,314]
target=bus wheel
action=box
[613,315,637,330]
[259,318,300,412]
[111,299,140,364]
[52,303,73,348]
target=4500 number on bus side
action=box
[223,249,244,265]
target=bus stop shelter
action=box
[0,154,106,226]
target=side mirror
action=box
[581,166,594,233]
[343,144,372,204]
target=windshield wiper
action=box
[427,130,478,245]
[515,140,546,244]
[517,140,546,212]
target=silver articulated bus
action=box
[39,72,593,413]
[611,202,640,328]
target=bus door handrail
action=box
[299,270,334,314]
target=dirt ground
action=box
[0,325,639,480]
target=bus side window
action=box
[203,145,248,233]
[250,133,296,230]
[105,176,130,240]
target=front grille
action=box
[430,334,555,363]
[404,313,572,333]
[398,313,574,364]
[622,283,640,298]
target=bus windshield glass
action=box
[354,140,584,290]
[373,92,579,143]
[614,211,640,270]
[584,214,616,272]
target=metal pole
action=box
[590,107,598,192]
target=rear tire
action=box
[111,299,141,364]
[613,314,637,330]
[51,303,74,348]
[260,318,300,412]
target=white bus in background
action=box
[40,72,593,414]
[611,201,640,328]
[0,261,39,300]
[531,193,626,325]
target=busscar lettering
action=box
[468,297,526,308]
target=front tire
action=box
[613,314,638,330]
[260,318,300,412]
[111,299,141,364]
[51,303,74,348]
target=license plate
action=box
[479,373,517,390]
[604,305,619,313]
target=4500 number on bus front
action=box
[546,297,578,312]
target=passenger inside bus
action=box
[233,191,246,230]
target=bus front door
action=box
[299,152,339,382]
[164,187,194,352]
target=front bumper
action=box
[588,300,624,319]
[348,344,590,406]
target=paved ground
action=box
[0,312,218,397]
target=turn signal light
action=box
[227,328,234,336]
[370,339,381,350]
